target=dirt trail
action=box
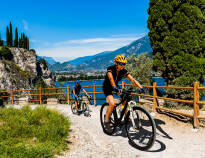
[46,104,205,158]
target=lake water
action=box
[56,79,131,105]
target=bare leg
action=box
[105,95,115,121]
[75,99,78,111]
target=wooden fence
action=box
[1,81,205,128]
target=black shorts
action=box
[103,86,113,97]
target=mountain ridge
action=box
[49,35,152,72]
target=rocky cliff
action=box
[0,47,54,90]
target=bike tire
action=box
[82,102,90,117]
[125,106,156,151]
[71,103,78,114]
[100,103,116,135]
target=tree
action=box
[147,0,205,85]
[6,26,10,46]
[14,27,18,47]
[126,53,153,85]
[9,22,13,47]
[0,33,3,46]
[24,36,27,49]
[22,33,25,48]
[19,33,23,48]
[27,38,29,50]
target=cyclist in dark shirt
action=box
[72,80,89,111]
[103,55,144,130]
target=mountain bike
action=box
[100,88,156,151]
[71,94,92,117]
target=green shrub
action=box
[164,79,205,109]
[38,59,48,70]
[0,46,13,60]
[163,87,194,110]
[0,106,70,157]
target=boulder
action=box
[18,97,29,105]
[47,98,58,105]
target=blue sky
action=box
[0,0,150,61]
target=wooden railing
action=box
[142,82,205,128]
[1,81,205,128]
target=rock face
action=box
[0,47,54,90]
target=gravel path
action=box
[45,104,205,158]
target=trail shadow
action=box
[108,122,166,152]
[129,139,166,152]
[77,110,91,117]
[154,118,173,140]
[108,117,174,152]
[112,125,128,138]
[157,109,191,123]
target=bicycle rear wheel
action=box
[125,106,156,151]
[100,103,116,135]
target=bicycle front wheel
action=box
[82,102,90,117]
[125,106,156,151]
[71,103,78,114]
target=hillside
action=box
[49,35,152,72]
[69,51,111,66]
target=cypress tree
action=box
[22,32,25,48]
[19,33,23,48]
[148,0,205,85]
[27,38,29,50]
[6,26,10,46]
[0,33,3,46]
[24,36,27,49]
[9,22,13,47]
[24,35,27,49]
[14,27,18,47]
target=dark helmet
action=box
[75,80,80,84]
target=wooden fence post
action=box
[39,87,42,104]
[67,85,70,104]
[122,81,125,89]
[153,82,157,112]
[93,83,96,106]
[193,82,199,128]
[11,89,14,104]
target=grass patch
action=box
[0,106,70,158]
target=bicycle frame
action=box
[128,101,140,129]
[113,102,128,125]
[112,90,140,128]
[75,94,91,104]
[112,96,130,124]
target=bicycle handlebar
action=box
[113,87,138,95]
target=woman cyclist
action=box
[103,54,144,130]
